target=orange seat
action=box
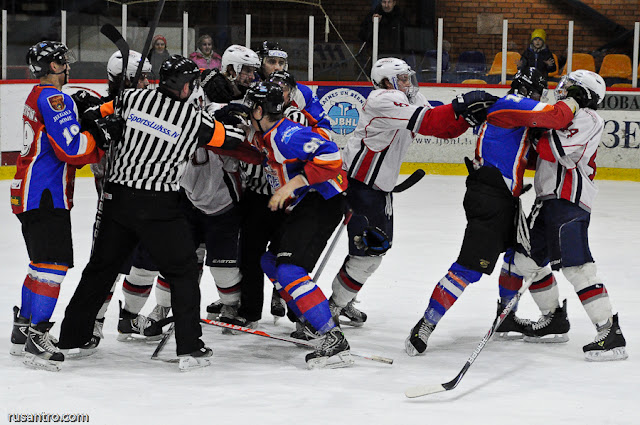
[560,53,596,76]
[548,53,560,78]
[599,54,632,79]
[461,79,487,84]
[611,83,632,88]
[487,52,521,76]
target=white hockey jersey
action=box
[343,89,469,192]
[534,108,603,212]
[342,90,428,192]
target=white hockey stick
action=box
[404,279,533,398]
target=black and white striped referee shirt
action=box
[108,88,243,192]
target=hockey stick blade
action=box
[201,318,393,365]
[393,169,426,193]
[404,281,532,398]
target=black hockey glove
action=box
[86,115,125,151]
[451,90,499,127]
[201,69,239,103]
[566,85,595,109]
[354,226,391,256]
[71,90,103,116]
[214,103,251,126]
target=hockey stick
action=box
[132,0,166,87]
[151,322,175,361]
[313,210,353,281]
[201,318,393,365]
[404,279,533,398]
[393,169,426,193]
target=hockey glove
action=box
[87,115,125,151]
[201,69,239,103]
[566,85,595,109]
[452,90,499,127]
[354,226,391,256]
[72,90,102,116]
[214,103,252,127]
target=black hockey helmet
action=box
[268,70,296,91]
[159,55,200,96]
[510,67,547,98]
[256,41,288,64]
[243,81,285,115]
[26,41,73,78]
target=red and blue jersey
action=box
[291,83,332,140]
[11,84,101,214]
[255,118,347,203]
[479,94,574,196]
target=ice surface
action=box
[1,175,638,424]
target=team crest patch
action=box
[479,259,490,269]
[47,95,65,112]
[11,196,21,206]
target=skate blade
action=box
[495,331,525,341]
[523,333,569,343]
[306,351,355,369]
[10,343,25,356]
[339,318,365,327]
[585,347,628,362]
[178,357,211,372]
[23,353,62,372]
[117,333,163,342]
[62,347,97,359]
[206,312,220,321]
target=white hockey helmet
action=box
[107,50,152,82]
[371,57,419,102]
[221,45,260,80]
[555,69,606,107]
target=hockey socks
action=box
[424,262,480,325]
[330,255,381,307]
[498,249,524,307]
[261,252,334,334]
[21,262,67,324]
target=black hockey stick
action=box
[201,318,393,364]
[132,0,166,87]
[404,280,533,398]
[393,169,426,193]
[151,322,175,361]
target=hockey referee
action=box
[58,55,249,371]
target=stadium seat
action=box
[548,53,560,78]
[611,83,632,88]
[461,79,487,84]
[421,50,450,72]
[599,54,632,79]
[560,53,596,76]
[487,52,520,76]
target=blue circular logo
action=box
[327,102,360,135]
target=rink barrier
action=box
[1,163,639,181]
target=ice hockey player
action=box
[10,41,104,371]
[405,67,583,356]
[510,70,627,361]
[244,81,352,368]
[200,44,260,104]
[331,57,496,329]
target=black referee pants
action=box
[58,183,203,355]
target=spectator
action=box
[189,34,222,70]
[358,0,409,57]
[148,35,171,77]
[518,29,556,79]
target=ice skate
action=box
[290,320,322,347]
[405,317,435,356]
[305,327,354,369]
[206,299,223,320]
[270,289,286,323]
[340,299,368,327]
[178,346,213,372]
[495,300,534,340]
[523,299,570,343]
[10,306,29,356]
[219,304,249,334]
[63,318,102,359]
[583,314,628,362]
[23,322,64,372]
[117,301,162,341]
